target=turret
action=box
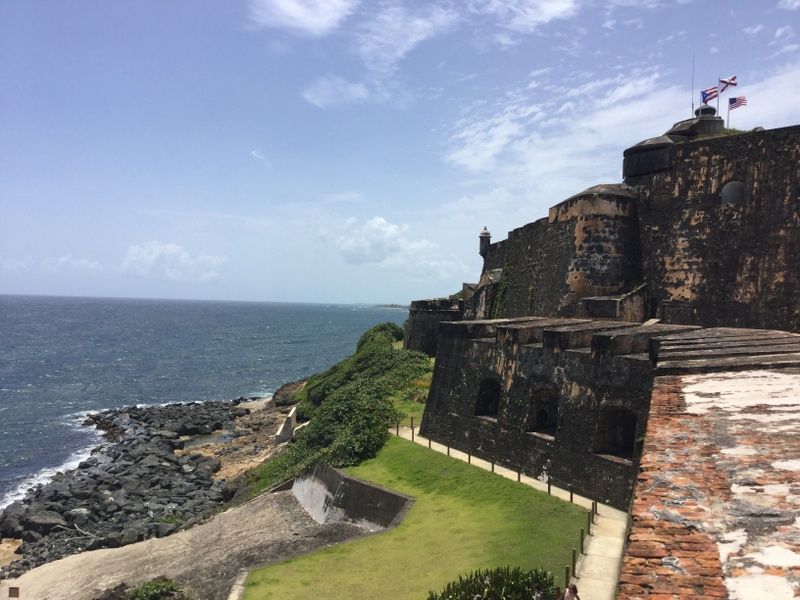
[479,226,491,258]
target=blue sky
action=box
[2,0,799,303]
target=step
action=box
[576,296,622,319]
[591,324,699,357]
[543,321,640,351]
[657,339,800,362]
[497,318,590,346]
[656,352,800,375]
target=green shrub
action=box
[248,322,429,493]
[427,566,556,600]
[123,577,188,600]
[156,513,184,525]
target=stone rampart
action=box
[420,317,679,509]
[404,298,463,357]
[406,117,800,597]
[494,185,642,320]
[630,125,800,331]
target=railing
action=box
[390,420,602,590]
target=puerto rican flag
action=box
[701,86,719,104]
[719,76,738,93]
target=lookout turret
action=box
[479,227,491,258]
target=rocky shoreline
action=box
[0,398,258,579]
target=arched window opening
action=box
[475,379,501,419]
[526,388,559,437]
[593,407,636,460]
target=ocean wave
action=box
[0,415,105,511]
[0,441,102,511]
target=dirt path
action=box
[0,540,21,568]
[0,490,365,600]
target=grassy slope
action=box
[247,323,430,495]
[244,437,586,600]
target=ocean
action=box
[0,295,406,509]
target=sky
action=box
[1,0,799,304]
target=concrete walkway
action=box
[392,427,628,600]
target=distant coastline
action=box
[373,304,409,310]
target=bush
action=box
[122,577,189,600]
[248,322,430,493]
[427,566,556,600]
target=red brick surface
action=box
[617,371,800,599]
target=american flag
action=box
[719,76,738,92]
[701,86,719,103]
[729,96,747,110]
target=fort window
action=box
[475,378,501,419]
[526,388,559,439]
[720,180,745,205]
[593,407,636,462]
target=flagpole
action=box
[691,54,695,115]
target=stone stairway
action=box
[649,326,800,374]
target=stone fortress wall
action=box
[461,123,800,332]
[406,109,800,597]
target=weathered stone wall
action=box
[630,126,800,331]
[403,298,463,357]
[420,317,654,509]
[482,239,507,273]
[495,188,642,319]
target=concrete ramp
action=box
[292,463,413,532]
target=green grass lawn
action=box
[243,437,586,600]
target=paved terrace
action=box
[617,328,800,600]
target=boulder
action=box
[21,510,67,533]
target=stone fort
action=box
[405,107,800,598]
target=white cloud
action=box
[322,191,364,204]
[445,69,670,178]
[122,242,226,282]
[248,0,360,35]
[710,46,719,54]
[743,24,764,36]
[1,255,100,272]
[250,149,266,160]
[356,2,458,73]
[441,61,800,233]
[778,0,800,9]
[731,61,800,128]
[775,25,794,40]
[41,255,101,271]
[772,43,799,56]
[470,0,579,32]
[604,0,663,8]
[334,217,466,279]
[302,75,370,108]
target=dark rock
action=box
[21,511,67,533]
[21,530,42,543]
[157,523,177,538]
[119,528,140,545]
[1,397,252,578]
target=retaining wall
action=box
[292,463,413,532]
